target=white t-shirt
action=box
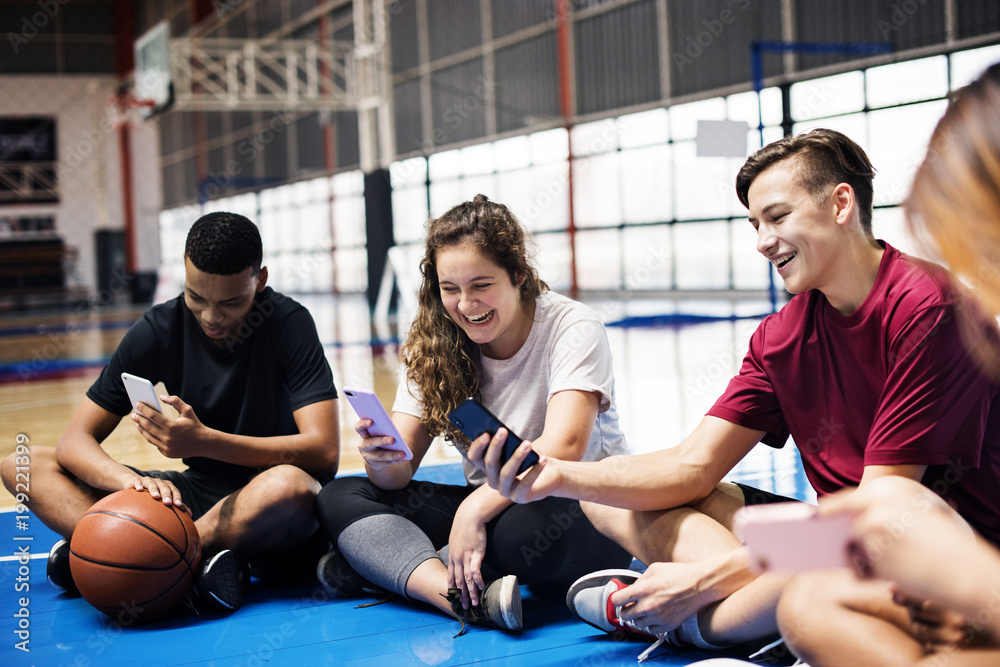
[393,291,630,485]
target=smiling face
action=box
[747,158,849,296]
[435,242,532,360]
[183,257,267,348]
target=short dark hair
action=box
[736,128,876,233]
[184,212,262,275]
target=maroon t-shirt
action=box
[709,243,1000,546]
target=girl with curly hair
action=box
[315,194,632,631]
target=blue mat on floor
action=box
[0,462,800,666]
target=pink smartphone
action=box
[736,502,854,573]
[342,386,413,460]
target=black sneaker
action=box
[445,574,523,633]
[249,532,329,588]
[316,547,375,597]
[196,549,251,611]
[46,538,79,595]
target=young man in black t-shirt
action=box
[1,212,340,611]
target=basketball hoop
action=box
[105,93,157,130]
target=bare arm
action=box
[132,396,340,478]
[473,415,765,510]
[451,388,604,606]
[529,388,602,459]
[56,397,142,492]
[821,475,1000,636]
[453,388,602,526]
[361,411,434,490]
[858,463,927,486]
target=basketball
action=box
[69,489,201,621]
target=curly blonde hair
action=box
[399,195,547,444]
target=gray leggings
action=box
[316,476,633,597]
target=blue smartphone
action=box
[447,398,540,474]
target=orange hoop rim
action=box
[105,93,158,129]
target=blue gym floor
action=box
[0,298,811,665]
[0,453,809,667]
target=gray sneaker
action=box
[446,574,523,633]
[317,547,366,596]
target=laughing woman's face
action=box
[436,242,532,360]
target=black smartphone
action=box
[447,398,541,474]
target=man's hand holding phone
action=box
[454,399,565,505]
[121,372,209,459]
[130,394,208,459]
[118,373,190,510]
[448,399,539,473]
[471,434,560,504]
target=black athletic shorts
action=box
[126,465,327,585]
[734,482,800,506]
[126,466,249,520]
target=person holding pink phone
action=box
[775,63,1000,667]
[314,195,632,633]
[470,126,1000,661]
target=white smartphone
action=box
[736,502,855,574]
[342,386,413,460]
[121,372,164,413]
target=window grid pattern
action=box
[158,172,367,296]
[385,46,1000,296]
[159,42,1000,297]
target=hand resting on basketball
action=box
[126,473,189,513]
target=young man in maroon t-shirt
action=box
[468,128,1000,660]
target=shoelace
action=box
[442,588,480,638]
[637,637,666,662]
[611,604,667,662]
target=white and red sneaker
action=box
[565,568,658,639]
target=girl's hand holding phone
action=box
[344,387,413,469]
[355,418,410,470]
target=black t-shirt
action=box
[87,287,338,481]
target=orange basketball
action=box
[69,488,201,621]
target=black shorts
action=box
[734,482,800,506]
[126,466,248,520]
[127,465,328,585]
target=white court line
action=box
[0,553,47,562]
[0,396,81,412]
[0,507,55,561]
[0,507,54,561]
[0,460,451,564]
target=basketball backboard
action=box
[134,21,173,118]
